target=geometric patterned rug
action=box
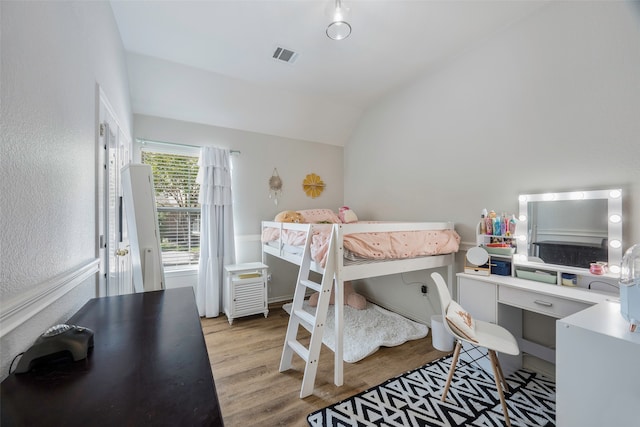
[307,355,555,427]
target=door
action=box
[116,127,132,294]
[98,90,132,296]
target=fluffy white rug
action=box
[282,301,428,363]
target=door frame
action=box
[97,86,132,297]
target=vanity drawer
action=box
[499,286,591,318]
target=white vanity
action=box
[460,188,638,426]
[456,271,614,377]
[556,301,640,427]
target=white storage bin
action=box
[431,314,454,351]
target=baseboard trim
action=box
[0,259,100,338]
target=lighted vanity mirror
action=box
[515,189,623,274]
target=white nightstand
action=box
[223,262,269,325]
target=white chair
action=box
[431,272,520,427]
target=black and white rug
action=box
[307,355,555,427]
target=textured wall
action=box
[0,1,132,379]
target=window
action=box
[141,149,200,269]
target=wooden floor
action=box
[202,303,451,427]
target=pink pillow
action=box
[297,209,341,224]
[339,206,358,223]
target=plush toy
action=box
[338,206,358,223]
[308,281,367,310]
[274,210,304,223]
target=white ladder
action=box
[279,224,339,398]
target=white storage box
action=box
[431,314,454,351]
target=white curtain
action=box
[196,146,235,318]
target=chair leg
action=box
[441,341,462,402]
[488,350,511,427]
[493,351,509,393]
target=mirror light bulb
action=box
[609,214,622,223]
[609,189,622,199]
[610,240,622,249]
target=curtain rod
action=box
[137,138,241,155]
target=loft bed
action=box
[261,220,459,282]
[261,211,460,397]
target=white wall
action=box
[126,52,362,147]
[344,1,640,322]
[0,1,132,379]
[132,114,344,301]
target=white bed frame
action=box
[262,220,455,282]
[262,220,457,397]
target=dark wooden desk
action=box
[1,288,224,426]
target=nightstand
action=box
[223,262,269,325]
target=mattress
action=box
[262,223,460,267]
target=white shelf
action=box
[512,258,619,279]
[512,258,620,294]
[475,220,517,275]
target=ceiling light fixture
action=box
[326,0,351,41]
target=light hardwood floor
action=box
[202,303,451,427]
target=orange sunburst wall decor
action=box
[302,173,325,198]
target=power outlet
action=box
[267,274,272,282]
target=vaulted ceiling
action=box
[110,0,547,146]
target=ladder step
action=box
[279,224,339,398]
[300,279,322,293]
[288,339,309,362]
[293,309,316,328]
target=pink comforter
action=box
[262,223,460,267]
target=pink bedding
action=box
[262,223,460,267]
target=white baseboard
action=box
[268,290,315,306]
[0,259,99,338]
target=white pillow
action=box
[342,209,358,223]
[445,301,478,343]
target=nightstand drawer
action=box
[498,286,590,318]
[231,274,264,286]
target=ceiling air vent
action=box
[272,46,299,64]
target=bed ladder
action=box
[279,224,338,398]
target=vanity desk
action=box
[456,271,615,377]
[557,301,640,427]
[463,187,625,376]
[461,187,633,425]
